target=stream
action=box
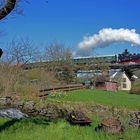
[0,108,28,119]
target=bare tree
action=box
[5,38,37,65]
[45,42,72,69]
[45,42,75,83]
[45,42,71,61]
[0,0,17,20]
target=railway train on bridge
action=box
[73,49,140,65]
[24,49,140,70]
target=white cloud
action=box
[78,28,140,51]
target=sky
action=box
[0,0,140,56]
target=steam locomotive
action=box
[117,49,140,64]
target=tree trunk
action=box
[0,0,17,20]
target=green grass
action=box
[48,89,140,109]
[0,117,140,140]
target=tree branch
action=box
[0,0,17,20]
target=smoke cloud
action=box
[78,28,140,51]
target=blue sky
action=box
[1,0,140,56]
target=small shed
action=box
[95,75,106,90]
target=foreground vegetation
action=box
[0,117,140,140]
[1,89,140,140]
[48,89,140,109]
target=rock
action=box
[99,118,124,134]
[129,111,140,127]
[0,96,12,107]
[23,101,36,114]
[44,104,60,119]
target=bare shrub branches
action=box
[0,63,21,95]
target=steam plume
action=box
[78,28,140,51]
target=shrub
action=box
[0,63,22,95]
[14,83,39,100]
[130,80,140,95]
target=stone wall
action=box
[0,96,130,120]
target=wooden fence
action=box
[39,84,85,97]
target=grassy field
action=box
[0,117,140,140]
[48,89,140,109]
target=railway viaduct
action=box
[110,63,140,70]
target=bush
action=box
[14,83,39,100]
[0,63,22,95]
[130,80,140,95]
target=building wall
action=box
[96,85,106,90]
[120,73,131,91]
[106,82,118,92]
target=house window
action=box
[123,78,126,82]
[123,84,127,88]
